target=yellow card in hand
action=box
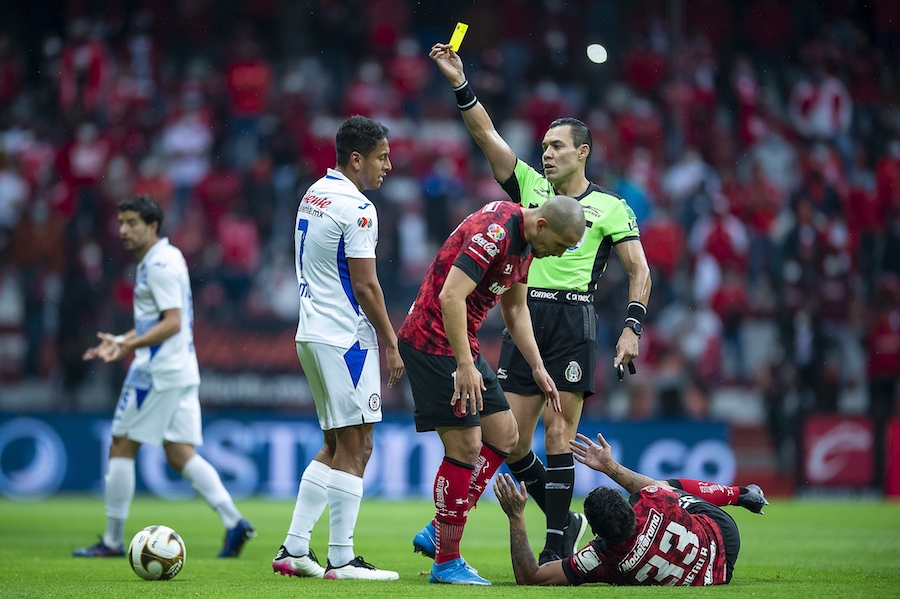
[449,22,468,52]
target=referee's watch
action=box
[623,320,642,338]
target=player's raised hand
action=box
[429,43,465,87]
[570,432,615,473]
[493,473,528,518]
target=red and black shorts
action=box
[399,339,510,432]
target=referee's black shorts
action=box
[399,340,510,432]
[498,291,598,398]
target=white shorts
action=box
[111,384,203,447]
[296,341,383,430]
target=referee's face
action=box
[541,125,582,185]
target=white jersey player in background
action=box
[271,115,404,581]
[74,195,255,558]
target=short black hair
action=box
[335,115,390,166]
[117,195,164,234]
[548,117,592,157]
[583,487,636,545]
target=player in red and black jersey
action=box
[398,196,585,586]
[494,431,768,586]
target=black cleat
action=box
[561,511,589,557]
[538,549,562,565]
[738,484,769,514]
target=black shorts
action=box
[399,339,510,432]
[497,295,598,398]
[672,489,741,583]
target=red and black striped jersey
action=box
[398,201,532,356]
[563,487,729,587]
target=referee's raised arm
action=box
[429,42,517,184]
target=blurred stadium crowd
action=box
[0,0,898,471]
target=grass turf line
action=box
[0,496,898,598]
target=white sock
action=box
[181,454,242,529]
[284,459,330,556]
[104,457,135,547]
[327,469,363,567]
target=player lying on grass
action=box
[493,431,768,586]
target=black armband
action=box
[625,301,647,325]
[453,80,477,111]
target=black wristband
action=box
[626,301,647,324]
[453,80,477,111]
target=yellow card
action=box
[449,22,468,52]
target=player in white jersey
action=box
[271,116,404,581]
[74,195,255,559]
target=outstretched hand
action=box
[82,332,120,362]
[570,432,615,474]
[493,473,528,519]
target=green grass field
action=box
[1,495,898,598]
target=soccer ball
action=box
[127,525,186,581]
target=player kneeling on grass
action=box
[493,431,768,586]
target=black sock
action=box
[507,451,547,511]
[544,453,575,553]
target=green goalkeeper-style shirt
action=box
[499,159,640,293]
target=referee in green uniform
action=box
[430,41,652,564]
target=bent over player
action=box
[74,195,254,559]
[493,431,768,586]
[430,42,652,564]
[400,196,585,585]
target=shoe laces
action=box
[348,556,376,569]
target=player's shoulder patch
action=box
[573,544,602,573]
[486,223,506,242]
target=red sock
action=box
[433,457,474,564]
[468,443,508,509]
[674,479,741,506]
